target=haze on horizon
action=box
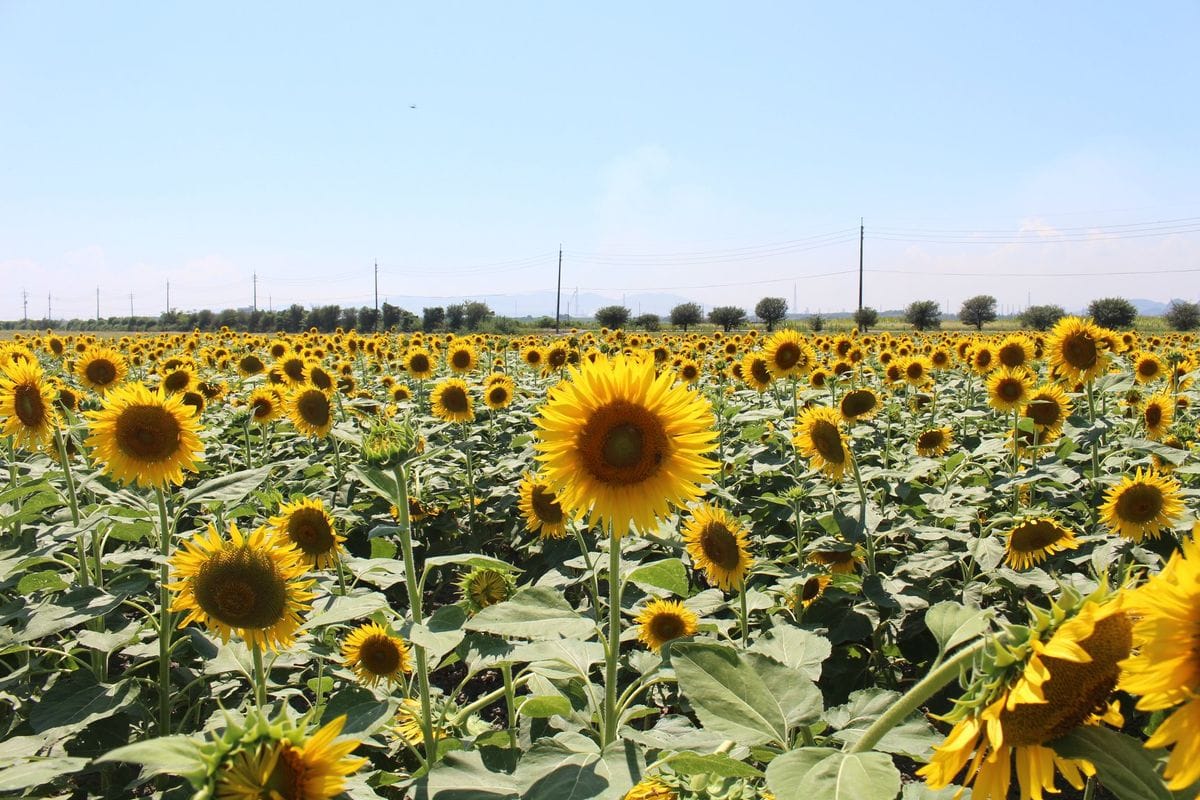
[2,2,1198,323]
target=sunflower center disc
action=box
[1011,520,1064,552]
[440,387,469,413]
[1063,334,1097,369]
[252,398,273,419]
[1146,405,1162,427]
[489,387,508,405]
[410,355,430,373]
[603,424,644,469]
[999,380,1023,402]
[531,485,564,524]
[297,392,330,426]
[700,523,741,570]
[918,431,944,451]
[801,577,823,602]
[1028,397,1061,427]
[288,510,334,554]
[264,744,304,799]
[452,351,471,369]
[195,549,289,629]
[842,390,876,417]
[810,420,845,464]
[240,355,264,373]
[86,359,117,386]
[14,385,45,427]
[750,359,772,385]
[649,613,684,642]
[361,635,402,674]
[774,344,800,370]
[115,404,182,461]
[283,359,305,381]
[1116,484,1163,523]
[164,371,189,392]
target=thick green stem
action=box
[571,526,602,623]
[155,488,173,736]
[848,639,987,754]
[602,531,623,747]
[462,426,476,541]
[501,662,519,752]
[738,586,749,648]
[252,643,266,709]
[850,451,875,575]
[394,465,436,761]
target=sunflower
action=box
[1046,316,1109,383]
[169,522,315,652]
[518,473,567,539]
[76,346,128,394]
[1004,518,1080,570]
[447,344,477,375]
[341,622,412,687]
[792,574,830,611]
[1099,468,1183,542]
[996,334,1033,369]
[248,387,282,425]
[986,367,1031,413]
[1142,392,1174,440]
[213,712,365,800]
[236,353,266,377]
[287,387,334,438]
[902,356,933,386]
[1131,351,1164,384]
[807,545,863,575]
[276,354,308,385]
[676,358,701,385]
[306,363,335,392]
[763,329,814,379]
[635,598,698,652]
[54,382,80,413]
[1024,384,1071,436]
[533,353,717,536]
[483,376,515,410]
[391,383,412,403]
[0,360,59,451]
[85,382,204,488]
[1119,524,1200,792]
[545,342,571,371]
[270,497,344,569]
[458,566,515,612]
[430,377,475,423]
[522,346,545,370]
[405,348,436,380]
[681,504,753,592]
[740,353,774,392]
[624,777,678,800]
[839,387,880,423]
[969,345,996,375]
[915,426,953,457]
[920,594,1130,800]
[793,406,849,480]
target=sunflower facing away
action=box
[270,496,344,569]
[920,590,1131,800]
[76,345,128,394]
[793,406,850,480]
[0,360,59,451]
[635,598,699,652]
[517,473,568,539]
[839,387,880,423]
[1004,518,1080,570]
[793,574,831,612]
[458,566,516,612]
[169,522,315,652]
[1119,524,1200,793]
[1142,392,1174,440]
[533,353,717,536]
[624,776,678,800]
[681,503,753,592]
[1099,467,1183,542]
[289,387,334,438]
[341,621,412,687]
[85,382,204,488]
[1046,316,1110,384]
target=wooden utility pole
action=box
[96,287,100,320]
[374,260,379,317]
[252,273,258,312]
[858,218,864,311]
[554,245,563,333]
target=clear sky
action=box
[2,1,1199,321]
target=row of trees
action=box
[594,297,797,332]
[908,295,1200,332]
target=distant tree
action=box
[669,302,703,331]
[1165,299,1200,331]
[1088,297,1137,329]
[853,307,879,331]
[904,300,942,332]
[808,313,825,332]
[338,307,358,331]
[282,304,305,333]
[1018,304,1065,331]
[755,297,788,331]
[445,303,466,331]
[357,306,380,332]
[463,301,494,330]
[396,308,419,332]
[381,302,401,331]
[217,308,241,330]
[959,295,998,331]
[422,306,445,332]
[708,305,747,332]
[634,313,661,332]
[195,309,215,331]
[594,305,631,329]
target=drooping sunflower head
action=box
[1142,392,1175,440]
[270,496,344,569]
[236,352,266,377]
[1047,316,1110,383]
[0,360,59,451]
[1100,467,1183,542]
[793,406,849,480]
[623,776,679,800]
[457,566,516,613]
[169,522,315,652]
[76,346,128,394]
[807,542,863,575]
[289,386,334,438]
[681,503,753,592]
[763,329,814,378]
[635,598,699,652]
[792,574,831,611]
[430,377,475,423]
[85,382,204,488]
[915,426,952,458]
[986,367,1032,413]
[1004,518,1080,570]
[839,387,880,423]
[533,353,718,536]
[341,622,412,688]
[518,473,567,539]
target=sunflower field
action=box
[1,319,1199,800]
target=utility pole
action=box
[129,293,134,323]
[166,280,170,314]
[858,217,864,311]
[374,260,379,317]
[47,292,51,321]
[21,289,28,325]
[253,273,258,312]
[554,245,563,333]
[96,287,100,321]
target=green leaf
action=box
[626,558,688,597]
[1052,726,1172,800]
[304,590,390,630]
[352,465,400,505]
[409,604,468,662]
[18,586,123,642]
[96,735,206,781]
[30,673,138,733]
[665,751,764,778]
[517,695,573,718]
[745,653,824,730]
[321,686,395,738]
[425,553,519,573]
[824,689,940,760]
[464,586,596,641]
[766,748,840,800]
[796,752,901,800]
[0,757,91,792]
[749,626,832,680]
[671,642,789,747]
[925,601,990,655]
[17,570,68,594]
[181,465,273,507]
[417,750,521,798]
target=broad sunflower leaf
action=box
[925,601,990,655]
[671,642,789,747]
[626,557,688,597]
[95,735,206,781]
[770,750,901,800]
[181,464,273,507]
[664,751,763,778]
[0,757,91,793]
[463,586,596,641]
[30,672,138,734]
[1052,726,1172,800]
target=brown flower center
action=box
[699,522,741,570]
[1027,395,1062,427]
[451,350,472,369]
[580,401,669,486]
[809,420,845,464]
[14,384,47,427]
[648,612,686,643]
[438,385,470,414]
[1062,332,1098,370]
[296,391,330,428]
[1009,520,1067,553]
[840,389,877,418]
[85,358,118,386]
[530,485,563,524]
[194,547,287,629]
[359,634,403,675]
[773,343,801,370]
[286,508,335,554]
[1115,483,1163,523]
[115,404,182,461]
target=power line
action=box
[867,266,1200,278]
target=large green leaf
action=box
[181,465,273,507]
[0,757,90,792]
[464,586,596,641]
[665,752,763,778]
[30,673,138,733]
[671,642,789,747]
[824,689,939,760]
[769,750,901,800]
[1052,726,1172,800]
[304,590,390,629]
[748,626,832,681]
[626,558,688,597]
[925,601,990,656]
[96,735,206,781]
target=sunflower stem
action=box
[602,529,623,748]
[501,662,519,754]
[393,464,437,763]
[847,637,987,754]
[738,586,749,648]
[461,425,477,543]
[571,526,603,623]
[1082,775,1097,800]
[251,642,266,709]
[1086,381,1100,527]
[55,426,106,679]
[241,418,254,468]
[850,450,875,575]
[1011,409,1020,515]
[155,487,174,736]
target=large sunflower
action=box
[793,406,849,480]
[248,387,283,425]
[288,387,334,438]
[1024,384,1071,437]
[76,345,128,394]
[430,377,475,423]
[1099,468,1183,542]
[635,598,698,652]
[839,387,880,423]
[920,594,1131,800]
[1131,350,1164,384]
[214,713,366,800]
[986,367,1031,413]
[341,622,412,688]
[996,334,1033,369]
[0,360,59,451]
[1142,392,1174,440]
[681,503,753,592]
[763,329,814,379]
[405,348,436,380]
[447,344,478,375]
[1046,316,1109,384]
[792,574,831,611]
[170,522,314,652]
[740,353,775,392]
[270,496,344,569]
[1120,524,1200,792]
[533,353,717,536]
[517,473,567,539]
[1004,518,1080,570]
[85,382,204,488]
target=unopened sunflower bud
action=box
[362,419,421,467]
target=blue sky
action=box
[2,2,1199,320]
